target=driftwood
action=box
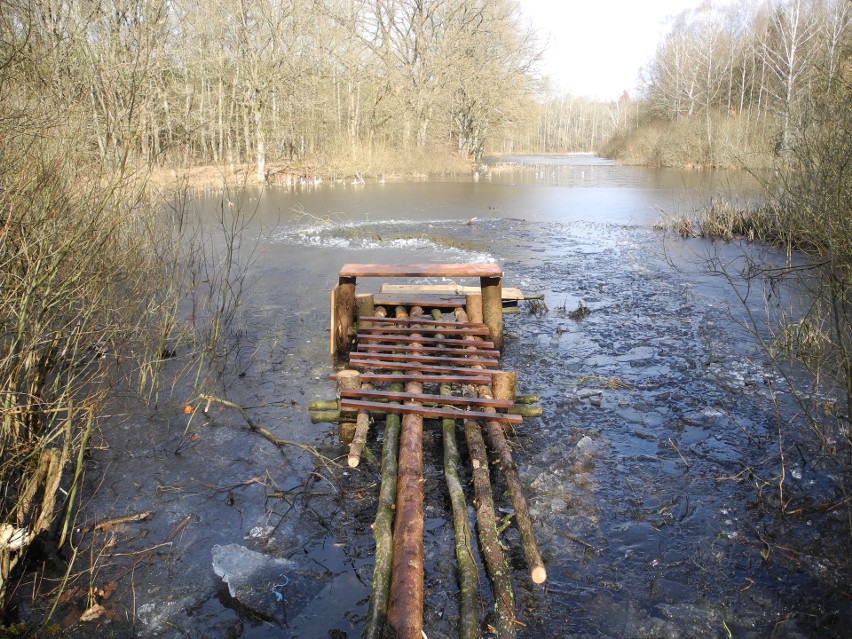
[441,385,479,639]
[365,380,404,639]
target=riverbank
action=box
[147,152,475,193]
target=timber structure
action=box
[316,263,545,639]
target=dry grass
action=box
[147,144,473,193]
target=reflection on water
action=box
[59,157,848,639]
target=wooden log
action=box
[507,405,543,418]
[308,399,338,411]
[311,410,342,423]
[386,309,425,639]
[463,415,515,638]
[348,410,371,467]
[335,276,357,354]
[365,380,404,639]
[480,276,503,350]
[440,385,479,639]
[479,406,547,585]
[356,294,376,330]
[337,369,361,444]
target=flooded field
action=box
[17,157,850,638]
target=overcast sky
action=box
[519,0,705,100]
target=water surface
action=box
[55,156,848,639]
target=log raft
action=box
[319,263,545,638]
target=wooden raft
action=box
[317,263,545,639]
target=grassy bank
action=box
[600,112,777,169]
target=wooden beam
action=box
[356,334,495,348]
[356,343,500,357]
[356,316,487,328]
[350,352,499,368]
[329,373,493,385]
[339,388,514,409]
[380,283,528,300]
[340,263,502,278]
[339,399,522,424]
[358,326,490,336]
[348,359,495,375]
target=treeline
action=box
[2,0,553,181]
[604,0,850,167]
[497,91,637,155]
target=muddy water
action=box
[51,157,850,638]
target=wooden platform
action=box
[319,262,546,637]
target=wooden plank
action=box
[357,316,487,328]
[374,295,466,308]
[339,399,522,424]
[339,263,502,278]
[329,373,492,384]
[380,284,527,300]
[358,326,490,336]
[350,352,499,368]
[340,389,513,409]
[356,344,500,357]
[356,334,495,348]
[348,359,495,375]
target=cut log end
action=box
[531,565,547,584]
[348,455,360,468]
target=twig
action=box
[198,394,341,474]
[668,438,690,470]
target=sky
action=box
[519,0,706,101]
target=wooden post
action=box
[336,369,360,444]
[481,276,503,350]
[492,371,517,403]
[465,292,484,324]
[335,276,356,354]
[356,293,375,330]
